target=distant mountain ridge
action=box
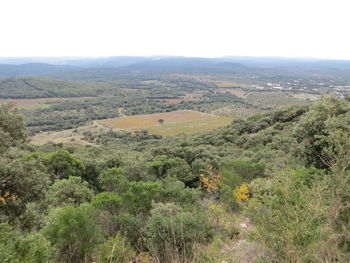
[2,56,350,77]
[0,63,78,77]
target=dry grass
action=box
[216,88,248,98]
[291,93,321,101]
[98,110,233,136]
[30,121,109,146]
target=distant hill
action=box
[0,63,78,77]
[46,57,255,81]
[2,56,350,80]
[0,77,102,98]
[117,57,251,74]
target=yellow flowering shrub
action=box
[199,166,221,192]
[233,183,249,202]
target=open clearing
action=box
[98,110,233,136]
[291,93,321,101]
[30,121,109,146]
[216,88,248,98]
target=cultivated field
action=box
[98,110,233,136]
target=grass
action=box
[98,110,233,136]
[30,121,108,146]
[291,93,321,101]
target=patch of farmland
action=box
[30,121,110,145]
[216,88,247,98]
[291,93,321,101]
[98,110,233,136]
[244,92,308,109]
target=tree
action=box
[43,205,102,263]
[0,102,27,151]
[98,168,129,193]
[43,150,85,179]
[122,181,162,215]
[0,158,50,220]
[92,192,123,237]
[294,97,350,168]
[147,155,195,184]
[46,176,94,207]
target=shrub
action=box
[160,177,201,205]
[95,234,135,263]
[0,223,52,263]
[122,181,163,215]
[98,168,129,193]
[247,167,333,262]
[145,203,211,262]
[0,158,50,220]
[43,150,85,179]
[46,176,94,207]
[92,192,123,237]
[43,205,102,263]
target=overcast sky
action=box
[1,0,349,59]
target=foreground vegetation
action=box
[1,95,350,262]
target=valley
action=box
[1,56,350,263]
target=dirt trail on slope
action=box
[221,217,266,263]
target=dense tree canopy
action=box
[0,102,27,150]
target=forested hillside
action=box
[0,63,77,78]
[1,96,349,262]
[0,77,105,98]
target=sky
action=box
[1,0,350,59]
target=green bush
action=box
[160,177,201,205]
[294,96,350,168]
[92,192,123,237]
[43,205,102,263]
[43,150,85,179]
[46,176,94,207]
[98,168,129,193]
[247,167,333,262]
[95,234,135,263]
[0,223,52,263]
[145,203,212,262]
[122,181,163,215]
[0,158,50,220]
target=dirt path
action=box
[221,216,266,263]
[117,107,126,117]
